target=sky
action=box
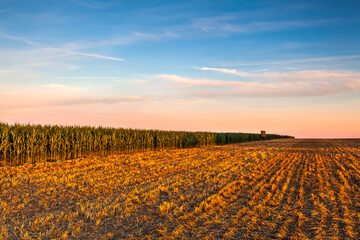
[1,0,360,138]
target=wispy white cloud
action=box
[64,50,126,62]
[197,66,360,81]
[80,31,177,48]
[158,68,360,97]
[222,55,360,67]
[0,95,151,109]
[192,17,338,34]
[0,32,126,62]
[56,96,150,106]
[0,33,38,46]
[38,83,83,93]
[194,67,251,77]
[56,76,118,80]
[259,70,360,81]
[157,74,269,88]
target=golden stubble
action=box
[1,139,359,239]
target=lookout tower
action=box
[261,131,266,140]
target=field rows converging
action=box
[1,139,360,239]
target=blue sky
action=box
[1,0,360,137]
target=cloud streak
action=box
[0,91,151,109]
[0,32,126,62]
[64,50,126,62]
[221,55,360,67]
[197,67,360,80]
[38,83,83,93]
[157,74,272,88]
[192,17,338,35]
[158,68,360,97]
[195,67,251,77]
[56,96,149,106]
[55,76,118,80]
[0,33,38,46]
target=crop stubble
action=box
[0,139,359,239]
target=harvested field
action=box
[1,139,360,239]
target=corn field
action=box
[0,122,292,165]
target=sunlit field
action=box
[1,139,360,239]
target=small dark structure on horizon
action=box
[261,131,266,140]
